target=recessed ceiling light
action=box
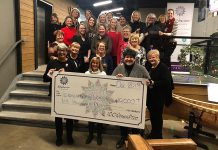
[93,0,112,7]
[101,7,124,14]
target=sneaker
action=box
[116,137,126,149]
[86,135,93,144]
[56,139,63,146]
[97,135,102,145]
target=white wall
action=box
[192,8,218,37]
[0,0,17,97]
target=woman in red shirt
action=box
[107,18,122,68]
[61,16,76,46]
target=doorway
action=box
[35,0,52,68]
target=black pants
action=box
[147,106,164,139]
[55,117,73,140]
[120,126,141,139]
[88,122,103,136]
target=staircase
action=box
[0,71,54,128]
[0,70,120,134]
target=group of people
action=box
[43,8,176,148]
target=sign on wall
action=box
[167,3,194,72]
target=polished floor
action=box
[0,120,217,150]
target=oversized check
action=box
[51,72,147,129]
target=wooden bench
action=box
[127,135,197,150]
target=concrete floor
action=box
[0,120,217,150]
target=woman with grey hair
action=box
[70,8,80,29]
[142,13,161,52]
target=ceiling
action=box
[75,0,199,19]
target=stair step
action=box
[17,80,49,86]
[0,111,54,128]
[16,80,49,90]
[0,111,120,133]
[22,71,44,81]
[2,99,51,113]
[10,89,49,98]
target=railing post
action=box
[204,40,212,74]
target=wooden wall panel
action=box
[173,84,208,102]
[47,0,78,23]
[20,0,35,72]
[20,0,78,72]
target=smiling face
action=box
[79,24,86,35]
[57,48,67,61]
[124,55,135,66]
[119,16,127,26]
[147,15,155,24]
[88,17,95,27]
[56,32,64,43]
[167,9,174,20]
[123,28,131,39]
[130,36,139,47]
[91,58,100,72]
[132,11,140,22]
[51,15,58,23]
[147,52,160,67]
[85,10,92,19]
[106,12,113,21]
[71,9,79,19]
[98,25,106,36]
[65,17,73,27]
[99,14,106,23]
[110,18,117,30]
[159,15,166,23]
[97,42,106,57]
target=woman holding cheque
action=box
[146,49,173,139]
[85,57,106,145]
[43,43,77,146]
[112,48,150,149]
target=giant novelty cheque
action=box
[51,72,147,129]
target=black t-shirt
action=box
[72,35,91,58]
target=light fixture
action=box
[93,0,112,7]
[113,16,119,19]
[101,7,124,14]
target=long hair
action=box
[130,10,141,22]
[77,23,87,36]
[107,18,119,32]
[88,57,104,72]
[86,16,97,33]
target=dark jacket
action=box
[146,62,173,108]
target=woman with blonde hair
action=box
[96,13,107,28]
[85,57,106,145]
[129,10,146,44]
[121,33,146,66]
[107,18,122,68]
[146,49,173,139]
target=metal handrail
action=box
[0,39,23,67]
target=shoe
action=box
[97,135,102,145]
[67,137,74,145]
[86,135,93,144]
[116,137,126,149]
[56,139,63,146]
